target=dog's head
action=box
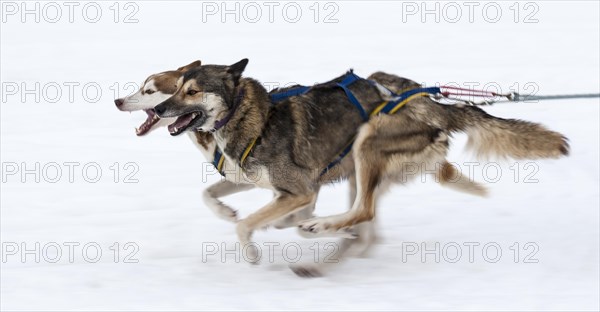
[114,60,201,136]
[154,59,248,136]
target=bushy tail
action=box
[445,104,569,159]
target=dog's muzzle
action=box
[154,102,169,117]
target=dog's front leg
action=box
[203,180,255,222]
[270,187,321,230]
[236,192,316,264]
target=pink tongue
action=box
[168,113,195,133]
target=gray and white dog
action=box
[115,62,409,275]
[154,59,568,275]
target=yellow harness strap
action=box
[240,137,259,167]
[370,92,431,117]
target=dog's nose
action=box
[154,104,166,116]
[114,98,124,107]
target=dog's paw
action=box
[299,218,331,233]
[298,219,358,239]
[215,205,238,223]
[290,264,323,278]
[296,228,358,239]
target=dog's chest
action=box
[186,132,216,161]
[213,133,274,189]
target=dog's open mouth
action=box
[168,112,202,136]
[136,109,160,136]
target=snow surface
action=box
[1,1,599,310]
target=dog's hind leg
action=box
[290,221,377,278]
[344,173,379,256]
[291,167,383,278]
[203,180,255,222]
[289,174,359,236]
[299,123,383,234]
[299,115,442,235]
[437,161,488,197]
[236,192,317,264]
[332,174,378,255]
[291,170,382,277]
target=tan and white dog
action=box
[115,60,250,223]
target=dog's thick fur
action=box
[155,60,568,262]
[117,62,388,244]
[123,63,489,276]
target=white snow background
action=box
[1,1,599,310]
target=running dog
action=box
[117,62,484,276]
[153,59,566,272]
[114,61,364,234]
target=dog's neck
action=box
[216,78,270,165]
[213,89,245,131]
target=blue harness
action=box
[211,71,441,177]
[335,72,369,120]
[212,149,225,176]
[269,86,311,103]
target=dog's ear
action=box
[177,60,202,72]
[226,58,249,81]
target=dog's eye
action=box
[146,90,155,95]
[187,90,198,96]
